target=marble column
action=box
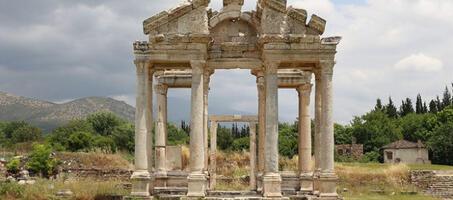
[297,83,313,193]
[256,71,266,192]
[249,122,257,191]
[209,121,217,191]
[319,60,338,199]
[154,80,168,186]
[187,60,206,197]
[131,61,152,198]
[203,71,211,175]
[262,61,282,197]
[313,70,322,194]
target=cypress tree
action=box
[442,86,452,108]
[385,97,398,118]
[399,98,414,117]
[416,94,423,114]
[429,100,438,114]
[374,98,383,111]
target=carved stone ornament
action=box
[320,60,335,75]
[264,61,280,74]
[297,84,313,95]
[308,14,326,35]
[191,60,206,74]
[133,41,150,52]
[155,84,169,95]
[223,0,244,6]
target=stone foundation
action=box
[411,170,453,199]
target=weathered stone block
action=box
[166,146,183,171]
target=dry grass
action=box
[336,163,410,185]
[56,152,133,170]
[1,178,128,200]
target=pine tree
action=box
[436,96,443,111]
[423,102,428,114]
[429,100,438,114]
[442,86,452,108]
[399,98,414,117]
[374,98,383,111]
[415,94,423,114]
[385,97,398,118]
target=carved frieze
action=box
[308,14,326,35]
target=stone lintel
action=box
[321,36,342,45]
[149,34,211,44]
[308,14,326,35]
[209,115,258,122]
[207,58,263,69]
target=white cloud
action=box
[395,53,443,72]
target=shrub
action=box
[7,158,20,174]
[0,181,24,197]
[68,131,94,152]
[232,137,249,151]
[27,143,58,177]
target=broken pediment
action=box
[142,0,328,41]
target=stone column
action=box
[319,60,338,199]
[131,61,152,198]
[209,121,217,191]
[297,83,313,194]
[249,122,257,191]
[203,71,211,175]
[147,68,154,195]
[256,71,266,192]
[187,60,206,197]
[154,80,168,187]
[313,70,322,194]
[262,61,282,197]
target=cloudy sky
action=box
[0,0,452,124]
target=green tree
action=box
[167,123,189,145]
[416,94,424,114]
[399,98,415,117]
[217,125,233,150]
[351,110,403,158]
[94,136,117,153]
[27,143,57,178]
[3,121,28,139]
[385,97,398,118]
[429,100,438,114]
[86,112,126,136]
[7,158,20,174]
[46,119,94,150]
[11,125,42,143]
[334,123,352,145]
[374,98,383,111]
[278,122,298,158]
[428,121,453,165]
[111,123,135,152]
[442,86,452,109]
[232,137,250,151]
[398,113,432,142]
[67,131,94,152]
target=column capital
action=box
[135,61,151,75]
[297,84,313,96]
[319,60,335,75]
[155,83,168,95]
[264,61,280,74]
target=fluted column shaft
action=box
[257,72,266,175]
[319,60,338,198]
[131,61,152,197]
[297,83,313,193]
[249,122,257,190]
[203,72,211,173]
[209,121,217,190]
[155,82,168,174]
[313,70,322,194]
[262,61,282,197]
[187,60,206,197]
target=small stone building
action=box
[382,140,431,165]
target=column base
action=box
[187,172,207,197]
[256,172,264,193]
[262,172,282,197]
[130,170,152,197]
[312,169,320,195]
[319,171,338,199]
[154,171,168,187]
[299,172,314,194]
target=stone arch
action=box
[209,12,259,45]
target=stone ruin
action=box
[129,0,341,199]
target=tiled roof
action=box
[382,140,425,149]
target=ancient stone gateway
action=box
[130,0,341,199]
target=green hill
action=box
[0,91,135,133]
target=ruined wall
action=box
[411,170,453,198]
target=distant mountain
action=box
[0,91,135,133]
